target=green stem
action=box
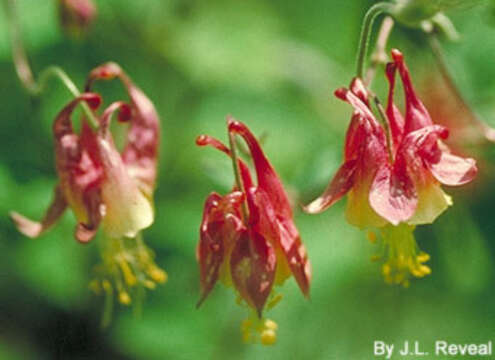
[356,2,393,79]
[364,16,394,86]
[4,0,99,130]
[228,126,249,221]
[38,67,100,129]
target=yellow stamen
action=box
[102,279,112,292]
[148,267,168,283]
[376,224,431,286]
[118,258,137,286]
[143,280,156,289]
[417,253,430,263]
[264,319,278,331]
[89,279,101,294]
[419,265,431,275]
[382,263,391,276]
[118,291,131,305]
[260,329,277,346]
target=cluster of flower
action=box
[5,0,494,346]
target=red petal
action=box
[393,125,448,185]
[230,229,276,317]
[234,187,279,315]
[391,49,433,133]
[385,62,405,152]
[277,220,311,297]
[369,164,418,225]
[304,160,357,214]
[53,93,101,139]
[349,77,369,106]
[197,192,244,306]
[247,187,311,297]
[53,94,103,241]
[427,152,477,186]
[100,101,132,133]
[86,63,160,195]
[335,88,384,137]
[344,114,367,161]
[10,185,67,238]
[228,118,293,220]
[228,120,312,297]
[74,186,101,243]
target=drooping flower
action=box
[196,118,311,345]
[10,63,166,312]
[305,49,477,286]
[58,0,97,36]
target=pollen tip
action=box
[260,329,277,346]
[118,291,131,305]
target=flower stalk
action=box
[365,16,395,86]
[356,2,393,78]
[3,0,99,129]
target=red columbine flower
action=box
[10,63,166,309]
[196,118,311,345]
[305,49,477,286]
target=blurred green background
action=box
[1,0,495,359]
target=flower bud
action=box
[58,0,97,36]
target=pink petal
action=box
[303,160,357,214]
[86,63,160,196]
[277,220,311,297]
[427,152,477,186]
[228,118,293,220]
[335,88,383,136]
[197,191,244,307]
[248,187,311,297]
[385,62,405,152]
[349,77,369,106]
[230,229,276,317]
[391,49,433,133]
[369,164,418,225]
[10,185,67,238]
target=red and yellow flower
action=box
[196,118,311,345]
[10,63,166,308]
[305,49,477,286]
